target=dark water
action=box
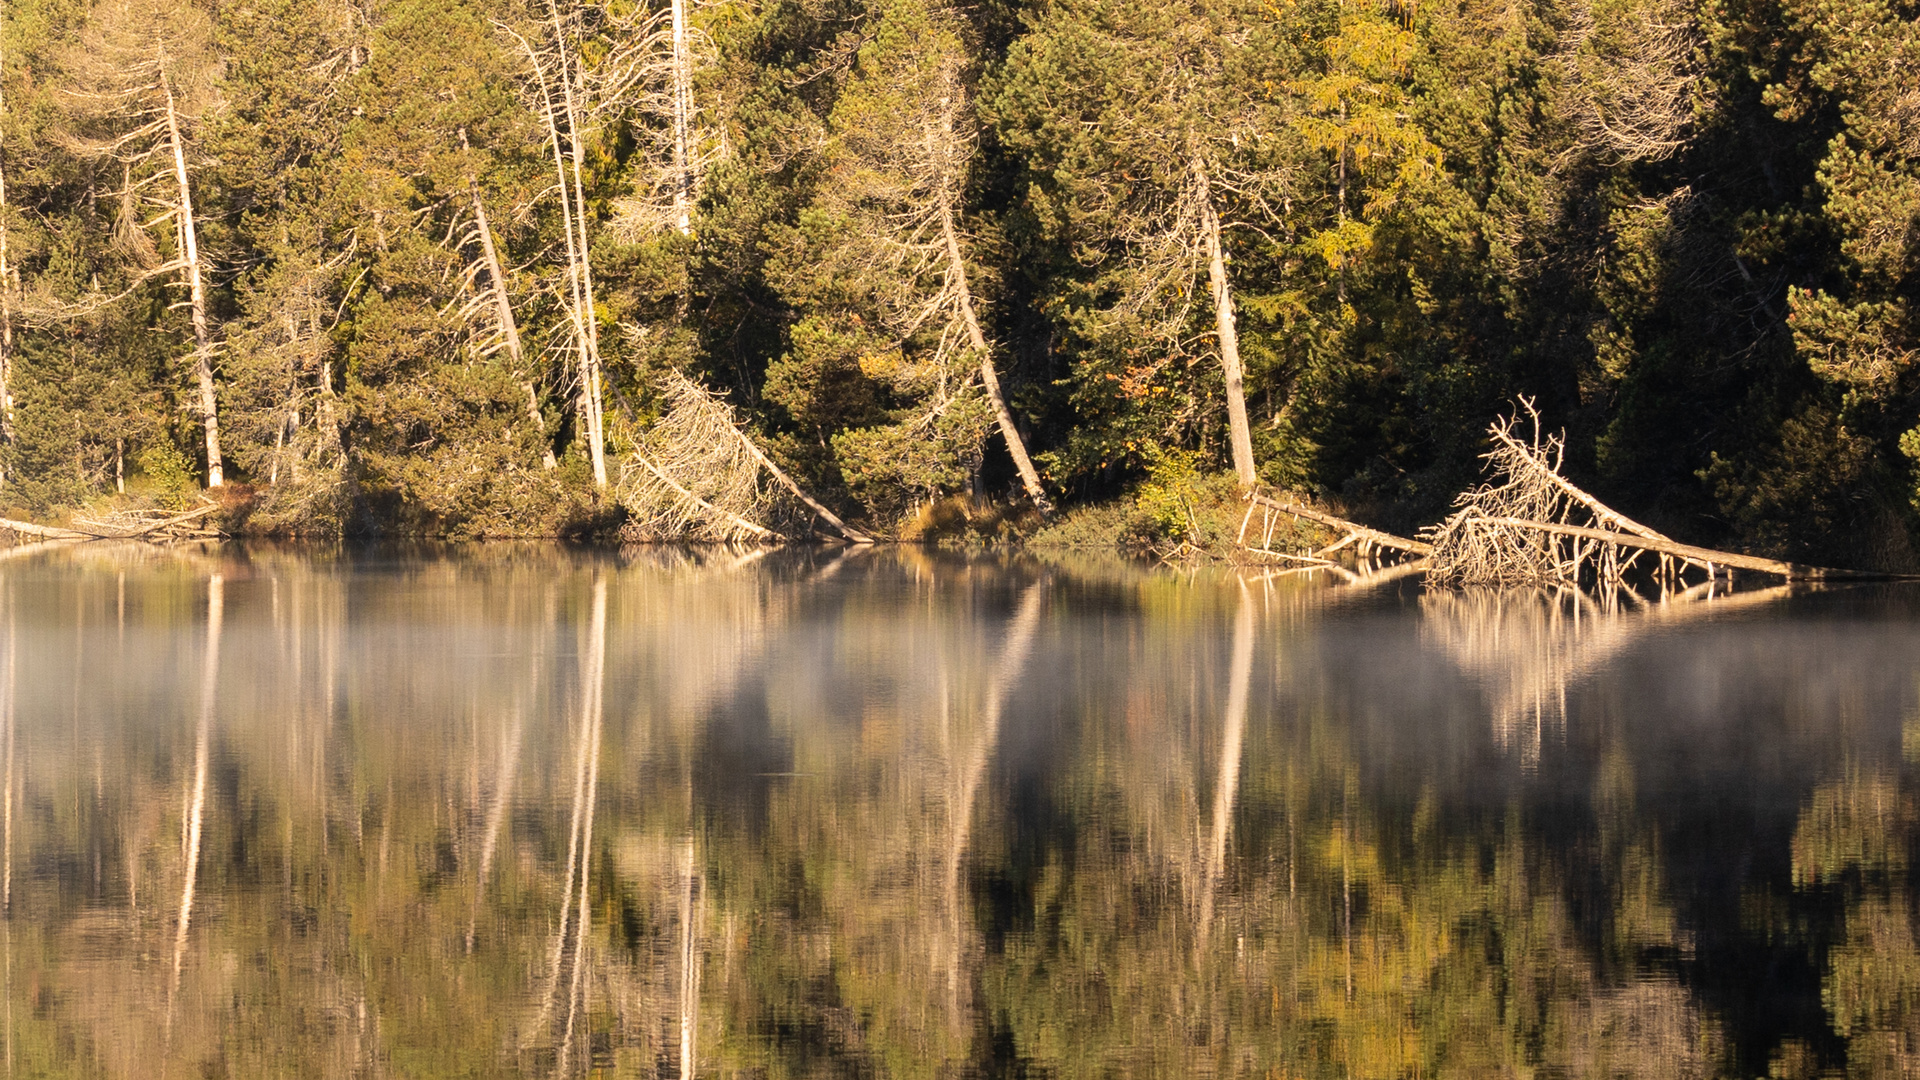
[0,543,1916,1078]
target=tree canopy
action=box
[0,0,1913,563]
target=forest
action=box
[0,0,1914,565]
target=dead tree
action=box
[456,130,555,470]
[54,0,227,487]
[616,372,871,543]
[0,16,14,484]
[1558,0,1700,165]
[500,10,611,490]
[1423,402,1892,594]
[813,3,1052,514]
[1237,490,1431,570]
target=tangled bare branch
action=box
[616,373,869,543]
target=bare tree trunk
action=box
[1195,161,1256,487]
[0,55,12,486]
[525,26,608,489]
[543,0,608,489]
[163,69,221,488]
[461,136,557,470]
[669,0,693,236]
[934,188,1052,514]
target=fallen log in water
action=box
[1459,516,1890,580]
[1423,402,1910,590]
[1238,492,1433,565]
[2,503,221,545]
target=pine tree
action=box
[992,0,1313,488]
[54,0,227,486]
[766,0,1051,521]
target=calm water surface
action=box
[1,543,1917,1077]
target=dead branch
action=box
[1238,490,1433,558]
[1423,402,1908,592]
[4,503,219,544]
[616,372,870,543]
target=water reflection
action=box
[0,545,1915,1076]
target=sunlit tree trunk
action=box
[0,33,13,485]
[163,69,222,488]
[542,0,608,489]
[1195,162,1256,487]
[668,0,693,235]
[935,183,1052,513]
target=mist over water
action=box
[0,544,1916,1077]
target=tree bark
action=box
[542,0,608,489]
[934,186,1052,514]
[669,0,693,236]
[461,138,557,470]
[1195,161,1256,487]
[0,46,12,487]
[163,69,222,488]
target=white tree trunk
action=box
[0,73,12,486]
[935,190,1052,514]
[531,11,608,489]
[1195,162,1256,487]
[464,156,558,471]
[164,71,222,487]
[669,0,693,236]
[543,0,609,489]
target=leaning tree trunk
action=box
[462,136,557,470]
[1194,161,1256,488]
[935,185,1052,515]
[542,0,609,489]
[164,70,221,487]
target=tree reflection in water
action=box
[0,546,1912,1076]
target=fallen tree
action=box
[1420,404,1898,589]
[616,373,871,544]
[1239,401,1908,591]
[1,503,220,545]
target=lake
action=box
[0,543,1916,1077]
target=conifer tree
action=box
[769,0,1052,519]
[56,0,226,486]
[992,0,1305,487]
[1780,0,1919,503]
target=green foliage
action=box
[0,0,1911,558]
[135,442,199,509]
